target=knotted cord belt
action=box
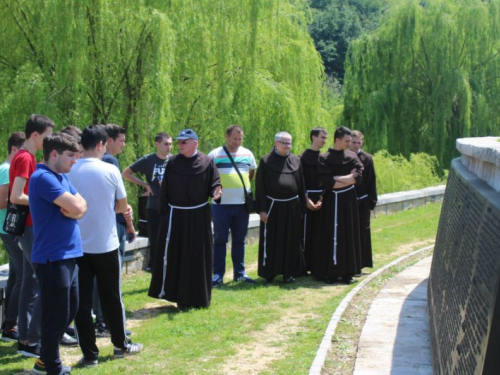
[331,185,355,265]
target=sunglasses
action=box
[278,141,292,146]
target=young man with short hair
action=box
[29,133,87,375]
[122,132,172,271]
[68,125,143,366]
[316,126,364,284]
[300,127,327,273]
[350,130,377,270]
[10,114,54,357]
[0,132,25,342]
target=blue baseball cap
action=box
[175,129,199,140]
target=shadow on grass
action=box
[121,287,149,297]
[129,303,179,320]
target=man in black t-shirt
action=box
[122,132,172,270]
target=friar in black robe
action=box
[351,130,378,269]
[149,129,221,309]
[300,127,328,272]
[315,126,364,284]
[256,132,308,283]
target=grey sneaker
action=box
[78,356,98,368]
[113,343,143,358]
[234,274,257,284]
[60,333,78,347]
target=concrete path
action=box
[353,256,433,375]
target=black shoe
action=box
[95,323,110,338]
[78,356,98,368]
[33,358,72,374]
[283,276,296,284]
[17,342,41,358]
[264,277,275,286]
[341,276,355,285]
[145,267,152,273]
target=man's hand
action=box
[144,185,153,196]
[123,205,134,221]
[259,211,268,223]
[213,186,222,200]
[126,225,137,243]
[307,198,322,211]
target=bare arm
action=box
[115,197,128,214]
[11,177,29,205]
[333,174,356,188]
[55,192,87,219]
[0,184,8,210]
[249,169,255,181]
[122,167,153,195]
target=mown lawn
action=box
[0,202,442,374]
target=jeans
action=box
[17,226,41,344]
[35,259,78,374]
[0,233,23,330]
[212,204,250,279]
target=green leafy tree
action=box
[0,0,327,165]
[343,0,500,166]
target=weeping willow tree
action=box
[0,0,327,164]
[343,0,500,166]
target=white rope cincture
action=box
[357,194,368,200]
[331,185,355,265]
[303,190,323,250]
[263,195,299,266]
[158,201,209,298]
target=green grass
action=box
[0,203,442,374]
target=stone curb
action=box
[308,244,435,375]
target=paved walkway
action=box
[353,256,433,375]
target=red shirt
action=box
[9,149,36,227]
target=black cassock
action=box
[299,149,323,272]
[314,148,363,279]
[256,151,307,280]
[148,153,221,308]
[356,150,378,268]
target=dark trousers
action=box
[35,259,78,375]
[75,250,127,360]
[147,209,160,269]
[212,204,249,279]
[0,233,23,330]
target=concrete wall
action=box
[428,137,500,374]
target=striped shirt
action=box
[208,146,257,204]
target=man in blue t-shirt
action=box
[29,133,87,375]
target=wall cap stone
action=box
[456,136,500,167]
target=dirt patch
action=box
[216,286,340,374]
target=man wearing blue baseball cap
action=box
[148,129,222,309]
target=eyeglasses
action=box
[278,141,292,146]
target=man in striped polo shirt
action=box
[209,125,257,287]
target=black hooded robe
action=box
[299,149,324,273]
[314,149,363,279]
[356,149,378,269]
[148,153,221,308]
[255,152,307,280]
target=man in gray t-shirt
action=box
[68,125,143,364]
[122,132,171,270]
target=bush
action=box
[373,150,447,195]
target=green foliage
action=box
[0,0,328,165]
[374,150,447,194]
[344,0,500,167]
[308,0,385,82]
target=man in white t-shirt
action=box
[208,125,257,287]
[67,125,143,367]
